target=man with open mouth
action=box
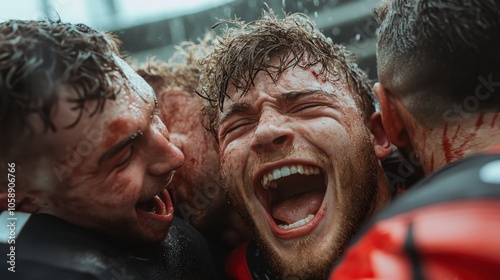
[135,37,252,278]
[198,10,393,279]
[0,19,215,279]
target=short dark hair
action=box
[0,19,123,158]
[197,10,375,138]
[375,0,500,127]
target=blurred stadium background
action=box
[1,0,379,79]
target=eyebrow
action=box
[219,90,328,124]
[219,103,253,124]
[282,89,325,101]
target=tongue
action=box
[151,195,166,215]
[271,191,323,225]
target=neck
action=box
[408,111,500,175]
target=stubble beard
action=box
[222,134,379,279]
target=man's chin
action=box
[257,233,338,279]
[271,252,334,279]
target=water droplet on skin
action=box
[355,33,361,41]
[314,11,318,18]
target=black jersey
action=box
[0,213,217,280]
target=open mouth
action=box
[136,189,171,215]
[136,171,176,217]
[255,163,327,239]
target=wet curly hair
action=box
[0,19,123,158]
[134,33,214,95]
[197,10,375,138]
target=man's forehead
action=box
[113,54,156,102]
[224,65,340,99]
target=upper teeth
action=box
[261,164,321,189]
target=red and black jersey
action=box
[226,240,279,280]
[330,146,500,280]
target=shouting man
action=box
[0,19,215,279]
[198,11,393,279]
[135,38,251,278]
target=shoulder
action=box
[155,217,217,279]
[1,213,140,280]
[379,150,500,219]
[225,240,251,280]
[330,150,500,279]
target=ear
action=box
[373,82,411,148]
[369,112,392,159]
[0,191,40,213]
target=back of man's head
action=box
[375,0,500,128]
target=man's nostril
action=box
[255,143,265,150]
[273,135,287,145]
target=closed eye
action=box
[289,103,326,114]
[115,146,135,169]
[221,119,255,137]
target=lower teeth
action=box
[278,214,315,230]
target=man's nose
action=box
[250,109,294,154]
[148,117,185,176]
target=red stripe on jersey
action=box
[330,200,500,280]
[225,240,252,280]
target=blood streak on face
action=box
[217,58,390,278]
[33,56,184,244]
[311,69,327,83]
[311,70,320,79]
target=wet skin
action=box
[157,89,250,246]
[157,90,224,227]
[376,81,500,175]
[217,58,391,277]
[22,56,184,244]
